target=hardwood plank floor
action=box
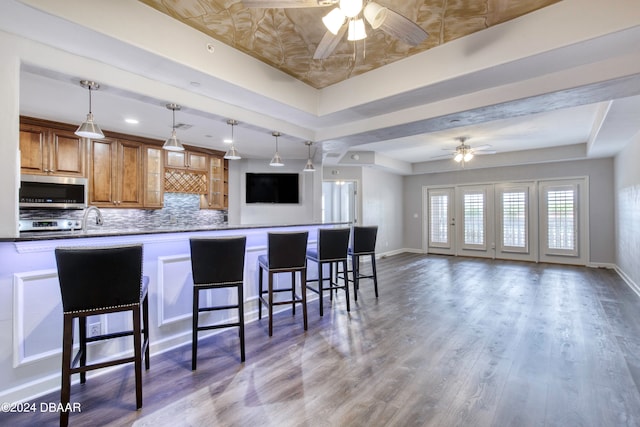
[3,253,640,426]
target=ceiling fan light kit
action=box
[322,8,346,34]
[340,0,362,18]
[348,18,367,41]
[364,2,388,29]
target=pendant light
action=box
[224,119,241,160]
[75,80,105,139]
[163,103,184,151]
[269,131,284,167]
[303,141,315,172]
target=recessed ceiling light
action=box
[223,138,233,144]
[125,118,139,124]
[206,43,215,53]
[190,81,201,87]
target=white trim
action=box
[614,265,640,298]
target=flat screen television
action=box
[246,173,299,204]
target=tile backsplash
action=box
[20,193,227,231]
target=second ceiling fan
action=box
[243,0,429,59]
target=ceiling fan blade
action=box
[243,0,334,8]
[471,144,492,151]
[313,25,347,59]
[431,153,454,159]
[473,150,497,155]
[379,9,428,46]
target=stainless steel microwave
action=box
[19,174,88,209]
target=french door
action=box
[424,178,587,264]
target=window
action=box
[501,189,528,252]
[462,190,485,249]
[542,183,579,257]
[429,191,450,247]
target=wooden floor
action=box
[4,253,640,426]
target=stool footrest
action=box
[198,322,241,332]
[198,304,239,313]
[86,330,134,343]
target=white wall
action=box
[361,167,404,254]
[403,158,616,264]
[236,158,317,225]
[614,132,640,288]
[0,35,20,237]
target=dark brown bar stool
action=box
[55,244,150,427]
[189,236,247,369]
[349,225,379,300]
[306,227,351,316]
[258,231,309,336]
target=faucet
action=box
[82,206,104,231]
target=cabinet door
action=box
[165,150,187,169]
[202,156,225,209]
[20,125,47,174]
[89,138,117,205]
[144,145,164,208]
[188,152,208,171]
[50,129,85,177]
[116,139,143,207]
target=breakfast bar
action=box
[0,222,346,404]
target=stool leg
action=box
[192,287,199,370]
[60,315,73,427]
[352,255,358,301]
[258,266,263,320]
[371,254,379,298]
[268,272,274,337]
[133,307,143,409]
[343,259,351,312]
[302,268,308,331]
[238,284,246,362]
[291,271,296,316]
[318,261,324,317]
[143,294,150,370]
[79,316,87,384]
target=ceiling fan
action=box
[433,137,497,165]
[242,0,429,59]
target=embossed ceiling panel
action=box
[139,0,560,89]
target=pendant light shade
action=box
[163,104,184,151]
[224,119,241,160]
[303,141,315,172]
[269,131,284,167]
[75,80,104,139]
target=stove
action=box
[19,218,82,232]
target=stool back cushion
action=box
[55,244,143,313]
[352,226,378,254]
[267,231,309,269]
[189,236,247,285]
[318,228,350,260]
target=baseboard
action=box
[614,265,640,298]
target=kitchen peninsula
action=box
[0,221,346,404]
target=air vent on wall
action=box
[174,123,192,130]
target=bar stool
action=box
[349,225,379,300]
[189,236,247,369]
[258,231,309,336]
[306,227,351,316]
[55,244,150,427]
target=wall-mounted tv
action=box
[246,173,299,204]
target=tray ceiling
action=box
[138,0,560,89]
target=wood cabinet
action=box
[201,155,228,210]
[89,138,143,208]
[165,150,207,171]
[144,145,164,208]
[20,123,85,177]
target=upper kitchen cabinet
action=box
[201,156,228,210]
[20,119,86,177]
[89,137,143,208]
[144,145,164,209]
[165,150,207,171]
